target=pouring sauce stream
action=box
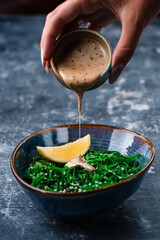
[55,36,109,171]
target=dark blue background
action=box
[0,16,160,239]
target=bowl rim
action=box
[10,123,155,197]
[50,29,112,89]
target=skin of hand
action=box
[40,0,160,84]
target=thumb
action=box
[109,20,143,84]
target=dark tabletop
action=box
[0,15,160,240]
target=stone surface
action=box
[0,15,160,240]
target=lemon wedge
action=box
[37,134,91,163]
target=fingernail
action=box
[44,64,50,75]
[41,48,44,67]
[41,48,50,75]
[109,64,124,84]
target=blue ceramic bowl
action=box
[11,124,155,218]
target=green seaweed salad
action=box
[24,149,141,193]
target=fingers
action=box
[40,0,82,69]
[40,17,83,75]
[109,19,144,84]
[40,0,103,71]
[85,9,115,32]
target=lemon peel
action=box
[37,134,91,163]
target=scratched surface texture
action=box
[0,16,160,240]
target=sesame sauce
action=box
[55,36,109,171]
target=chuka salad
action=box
[24,149,141,193]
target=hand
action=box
[40,0,160,83]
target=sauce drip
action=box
[55,36,109,171]
[77,92,83,154]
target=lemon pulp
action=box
[37,134,91,163]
